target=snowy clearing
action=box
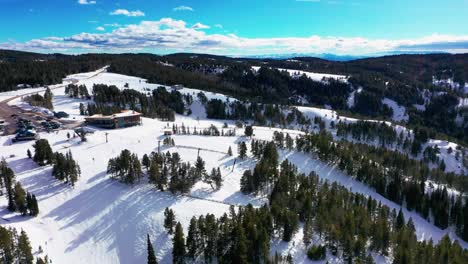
[252,66,348,83]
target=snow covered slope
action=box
[382,98,409,122]
[1,68,467,264]
[252,66,348,83]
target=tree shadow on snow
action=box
[0,208,34,224]
[46,177,180,262]
[18,166,71,201]
[7,157,37,175]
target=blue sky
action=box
[1,0,468,55]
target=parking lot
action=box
[1,102,83,138]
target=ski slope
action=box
[0,68,467,263]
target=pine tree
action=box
[26,192,32,215]
[244,125,253,137]
[238,142,247,159]
[147,234,158,264]
[156,164,168,191]
[107,149,141,184]
[213,167,223,190]
[194,156,206,180]
[303,216,313,246]
[17,229,34,264]
[172,222,186,264]
[148,162,159,184]
[227,146,233,156]
[33,139,54,166]
[43,87,53,110]
[240,170,254,194]
[14,182,28,216]
[52,150,80,186]
[230,224,248,264]
[1,161,16,212]
[27,149,32,159]
[164,207,176,235]
[186,217,200,260]
[66,150,81,186]
[142,154,151,172]
[396,208,405,230]
[30,194,39,216]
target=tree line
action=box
[84,84,186,121]
[65,84,90,99]
[23,87,54,110]
[165,149,468,263]
[0,226,37,264]
[0,160,39,217]
[204,98,310,129]
[108,150,223,193]
[32,139,80,186]
[170,123,237,137]
[266,130,468,242]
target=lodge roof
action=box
[85,110,141,120]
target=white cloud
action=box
[96,26,105,31]
[2,18,468,56]
[78,0,96,5]
[104,23,121,27]
[110,9,145,17]
[173,6,194,12]
[214,24,223,29]
[192,23,210,30]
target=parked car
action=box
[54,111,69,119]
[49,121,61,129]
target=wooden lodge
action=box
[84,110,142,129]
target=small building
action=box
[85,110,142,129]
[163,128,173,136]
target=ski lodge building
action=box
[84,110,142,129]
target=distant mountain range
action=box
[242,51,450,61]
[241,53,365,61]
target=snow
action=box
[347,87,362,108]
[0,85,63,102]
[252,66,348,83]
[458,97,468,109]
[0,68,467,263]
[276,150,468,254]
[8,100,54,117]
[74,72,235,104]
[432,77,468,95]
[413,103,426,111]
[293,105,465,175]
[0,121,258,263]
[382,98,409,122]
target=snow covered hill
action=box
[251,66,348,83]
[0,68,467,263]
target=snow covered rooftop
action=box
[86,110,141,120]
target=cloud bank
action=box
[110,9,145,17]
[78,0,96,5]
[1,18,468,55]
[173,6,194,12]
